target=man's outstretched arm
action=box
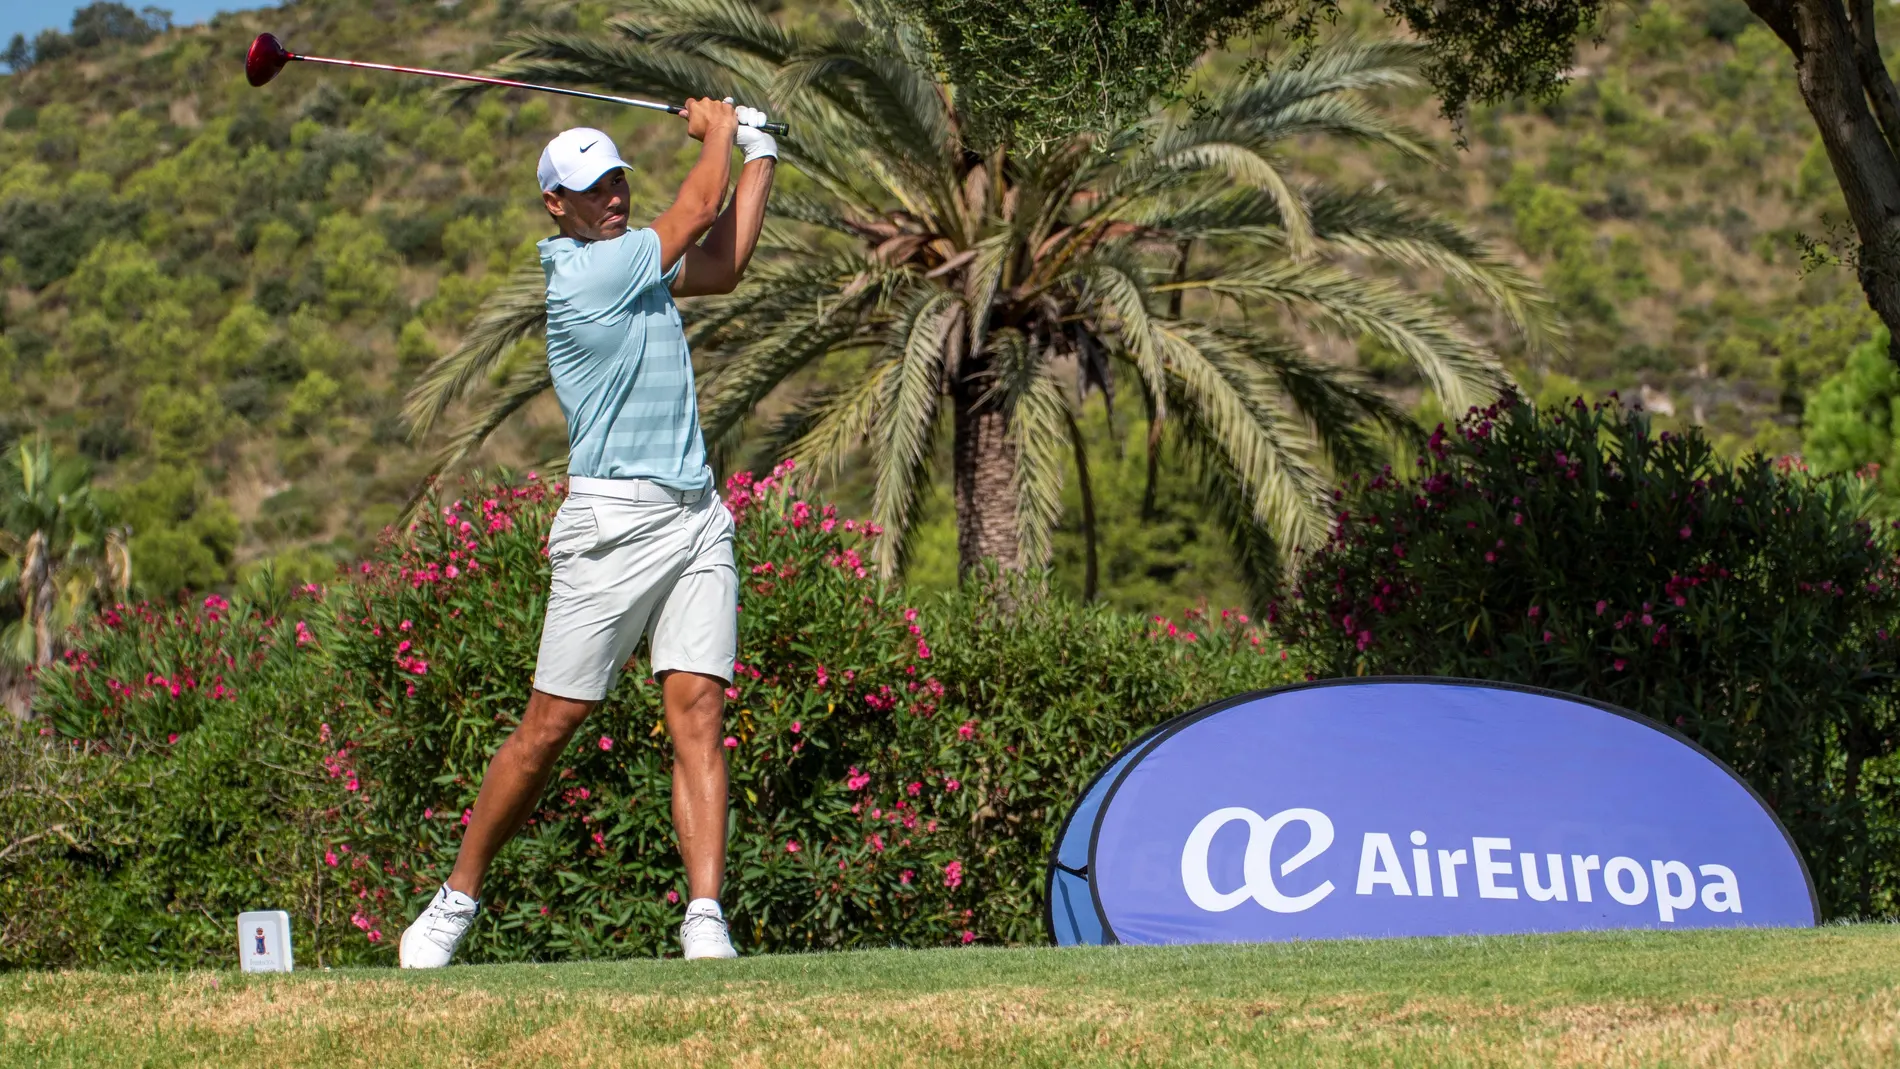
[673,105,778,298]
[652,97,738,273]
[672,157,775,298]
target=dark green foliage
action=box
[899,0,1609,145]
[1279,397,1900,918]
[4,601,344,968]
[1803,327,1900,502]
[1381,0,1606,121]
[906,0,1300,145]
[0,190,142,290]
[14,474,1287,967]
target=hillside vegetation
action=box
[0,0,1878,612]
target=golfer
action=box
[400,98,777,966]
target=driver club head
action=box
[245,33,291,87]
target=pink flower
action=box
[944,779,960,791]
[944,859,963,889]
[424,808,434,819]
[397,640,411,653]
[592,831,605,847]
[723,736,738,749]
[445,565,460,579]
[846,767,871,790]
[785,839,801,853]
[1613,659,1628,672]
[961,930,976,945]
[460,808,473,827]
[399,620,412,632]
[167,733,178,745]
[906,781,922,796]
[666,890,680,904]
[325,850,339,867]
[900,870,914,885]
[790,720,802,734]
[957,721,975,741]
[724,686,739,700]
[1596,600,1608,616]
[599,736,614,751]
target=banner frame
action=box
[1079,675,1821,946]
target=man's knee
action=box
[513,691,596,759]
[662,672,725,745]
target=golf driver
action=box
[244,33,789,135]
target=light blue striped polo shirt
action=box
[538,228,712,490]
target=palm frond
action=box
[783,358,899,479]
[1072,250,1171,421]
[408,362,557,517]
[868,289,958,573]
[404,261,547,441]
[1001,349,1071,569]
[609,0,803,64]
[1153,321,1334,550]
[1164,260,1510,413]
[1305,189,1567,355]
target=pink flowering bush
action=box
[14,593,358,968]
[322,465,968,960]
[17,465,1293,966]
[1278,396,1900,918]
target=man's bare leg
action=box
[662,671,728,900]
[445,689,597,900]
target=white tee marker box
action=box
[238,911,293,973]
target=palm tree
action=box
[0,438,130,668]
[406,1,1560,600]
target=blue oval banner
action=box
[1081,679,1816,945]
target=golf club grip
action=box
[759,122,789,135]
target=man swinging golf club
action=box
[400,97,776,966]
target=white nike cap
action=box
[537,127,631,194]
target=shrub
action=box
[915,582,1292,942]
[9,597,356,969]
[21,468,1287,966]
[1278,397,1900,918]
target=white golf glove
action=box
[725,98,778,163]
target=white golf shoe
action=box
[679,899,737,960]
[399,884,480,968]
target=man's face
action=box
[545,168,630,242]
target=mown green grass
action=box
[3,926,1896,1068]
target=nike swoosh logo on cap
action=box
[579,141,599,153]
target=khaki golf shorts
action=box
[533,477,737,701]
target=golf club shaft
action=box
[288,53,790,135]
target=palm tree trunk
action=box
[1065,410,1098,602]
[952,374,1022,578]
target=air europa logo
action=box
[1061,680,1816,946]
[1180,806,1743,923]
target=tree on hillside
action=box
[407,9,1557,597]
[0,439,130,668]
[1803,325,1900,505]
[1732,0,1900,364]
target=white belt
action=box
[568,476,710,504]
